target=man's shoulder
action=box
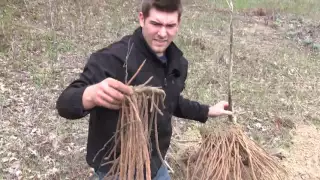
[179,55,189,69]
[180,56,188,64]
[83,35,133,70]
[94,35,132,59]
[170,41,188,66]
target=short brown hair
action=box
[141,0,183,20]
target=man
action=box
[56,0,232,179]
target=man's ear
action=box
[139,12,145,27]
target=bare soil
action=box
[282,122,320,180]
[1,1,319,179]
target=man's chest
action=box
[127,58,185,113]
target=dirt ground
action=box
[1,0,319,179]
[282,122,320,180]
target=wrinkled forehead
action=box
[146,8,179,24]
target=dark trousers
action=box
[91,165,170,180]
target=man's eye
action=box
[167,24,176,28]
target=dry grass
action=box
[1,0,319,179]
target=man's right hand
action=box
[82,78,134,110]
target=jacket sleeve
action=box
[172,57,210,123]
[56,51,122,120]
[173,95,210,123]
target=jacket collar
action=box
[132,27,183,77]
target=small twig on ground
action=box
[165,160,174,174]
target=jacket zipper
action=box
[163,62,168,87]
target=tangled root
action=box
[186,125,287,180]
[93,76,166,180]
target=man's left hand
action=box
[208,101,233,117]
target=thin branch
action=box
[226,0,235,124]
[165,160,175,174]
[125,38,134,84]
[127,59,146,85]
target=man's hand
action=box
[208,101,233,117]
[83,78,133,110]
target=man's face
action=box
[139,8,180,56]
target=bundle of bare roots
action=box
[93,60,167,180]
[186,124,287,180]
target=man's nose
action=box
[158,26,167,38]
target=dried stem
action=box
[127,59,146,85]
[226,0,235,124]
